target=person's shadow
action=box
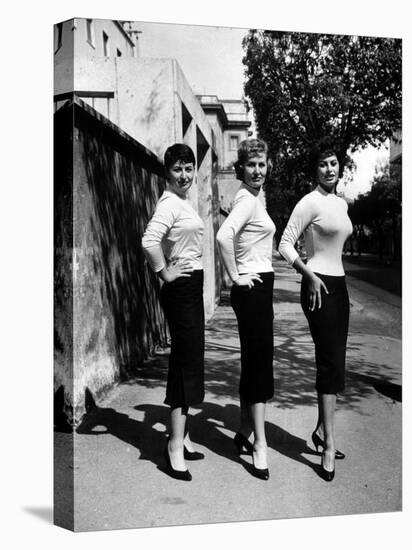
[76,389,169,476]
[265,422,324,477]
[192,401,322,479]
[76,390,324,480]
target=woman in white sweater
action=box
[142,144,205,482]
[217,138,276,480]
[278,140,353,481]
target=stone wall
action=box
[54,99,169,423]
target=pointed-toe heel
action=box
[183,446,205,461]
[252,449,269,480]
[321,452,335,482]
[311,432,323,454]
[311,431,345,460]
[234,432,253,455]
[164,446,192,481]
[253,465,270,480]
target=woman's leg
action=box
[251,401,267,469]
[183,414,198,452]
[168,406,188,471]
[314,391,324,436]
[321,393,336,471]
[239,396,253,438]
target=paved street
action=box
[58,253,402,531]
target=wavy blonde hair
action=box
[234,138,273,181]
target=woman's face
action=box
[166,160,195,198]
[243,152,268,190]
[317,154,339,192]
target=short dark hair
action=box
[234,138,273,181]
[164,143,195,170]
[308,138,346,179]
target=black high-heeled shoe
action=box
[183,446,205,461]
[252,449,269,481]
[321,452,335,482]
[234,432,254,454]
[164,445,192,481]
[312,432,345,460]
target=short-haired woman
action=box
[142,143,205,481]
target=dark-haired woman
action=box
[278,141,353,481]
[217,138,276,480]
[142,143,205,481]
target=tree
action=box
[348,159,401,260]
[242,31,402,235]
[348,194,369,256]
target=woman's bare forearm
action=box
[292,256,316,282]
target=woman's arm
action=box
[142,196,193,282]
[278,198,328,310]
[216,192,262,288]
[291,256,328,311]
[143,246,193,282]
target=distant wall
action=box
[54,99,169,422]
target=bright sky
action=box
[137,21,247,98]
[137,20,387,200]
[343,143,389,200]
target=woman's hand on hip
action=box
[162,261,193,282]
[306,274,328,311]
[234,273,262,289]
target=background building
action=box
[54,18,251,421]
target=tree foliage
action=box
[242,30,402,232]
[348,158,402,259]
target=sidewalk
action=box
[66,254,402,531]
[343,254,401,296]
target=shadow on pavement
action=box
[76,394,324,479]
[205,312,399,414]
[373,381,401,402]
[274,288,301,305]
[129,305,402,416]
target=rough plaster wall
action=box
[204,113,224,166]
[54,107,74,423]
[54,104,169,422]
[73,120,168,419]
[172,60,221,318]
[54,57,75,96]
[116,58,176,157]
[197,148,217,319]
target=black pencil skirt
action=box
[301,273,349,394]
[161,270,205,408]
[230,271,275,403]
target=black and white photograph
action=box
[53,14,402,532]
[3,0,409,547]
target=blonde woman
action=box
[217,138,276,480]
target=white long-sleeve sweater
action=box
[141,190,204,272]
[216,186,276,282]
[278,186,353,276]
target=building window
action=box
[54,23,63,52]
[117,48,122,57]
[103,31,110,56]
[229,135,239,150]
[86,19,94,46]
